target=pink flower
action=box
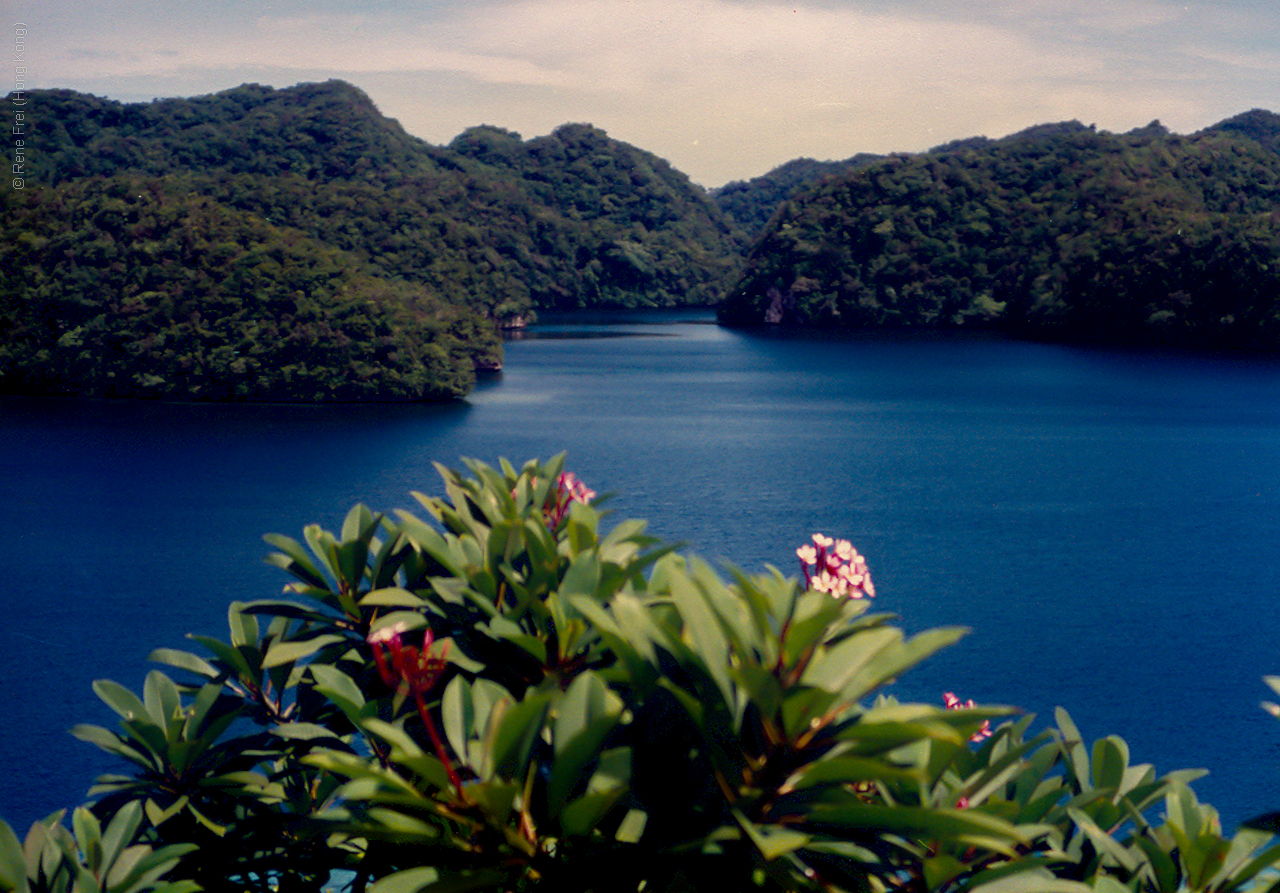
[369,623,450,696]
[544,471,597,527]
[798,533,875,599]
[368,622,464,797]
[943,691,992,743]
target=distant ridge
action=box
[1202,107,1280,151]
[1,81,739,401]
[718,108,1280,351]
[6,79,1280,404]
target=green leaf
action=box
[372,867,509,893]
[547,673,623,811]
[1056,714,1093,792]
[144,795,190,828]
[236,599,337,625]
[261,634,345,668]
[186,635,254,680]
[733,809,811,860]
[0,818,28,893]
[604,593,662,664]
[1066,807,1140,873]
[71,722,136,754]
[147,648,219,680]
[93,679,149,723]
[310,664,369,725]
[71,807,103,875]
[143,671,182,733]
[1090,735,1129,793]
[226,603,260,650]
[964,869,1093,892]
[781,686,839,741]
[105,841,198,893]
[666,571,737,712]
[359,587,427,608]
[441,677,477,772]
[1218,838,1280,890]
[488,692,552,779]
[808,802,1024,855]
[464,780,520,828]
[615,808,648,844]
[737,662,784,718]
[843,627,969,701]
[370,866,441,893]
[341,503,378,543]
[786,755,922,791]
[1135,835,1180,893]
[263,532,331,589]
[560,789,626,837]
[99,801,143,865]
[271,722,346,742]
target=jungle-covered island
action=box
[718,113,1280,348]
[5,79,1280,402]
[0,81,739,402]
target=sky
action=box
[15,0,1280,187]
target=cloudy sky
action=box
[18,0,1280,186]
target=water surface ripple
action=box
[5,309,1280,830]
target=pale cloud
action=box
[23,0,1280,185]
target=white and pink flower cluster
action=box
[796,534,875,599]
[944,691,992,743]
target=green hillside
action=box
[1,174,492,401]
[2,80,740,401]
[9,79,1280,403]
[711,154,884,243]
[718,115,1280,349]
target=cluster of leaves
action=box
[719,113,1280,350]
[6,455,1280,893]
[3,81,742,402]
[0,803,197,893]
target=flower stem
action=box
[415,691,465,800]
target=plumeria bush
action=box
[6,456,1280,893]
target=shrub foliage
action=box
[4,457,1280,892]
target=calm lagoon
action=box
[5,309,1280,830]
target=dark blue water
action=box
[5,309,1280,833]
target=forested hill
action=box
[1,80,739,402]
[8,81,1280,403]
[718,112,1280,350]
[710,154,884,241]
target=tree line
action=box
[718,112,1280,350]
[7,80,1280,402]
[1,81,740,402]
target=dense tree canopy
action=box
[710,154,884,244]
[718,115,1280,350]
[9,79,1280,402]
[0,174,496,401]
[2,81,740,401]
